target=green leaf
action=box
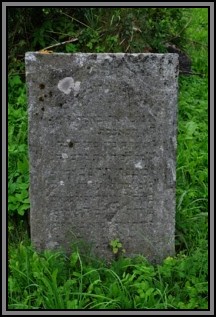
[67,299,78,309]
[86,42,93,49]
[10,75,22,87]
[113,248,118,254]
[15,192,28,201]
[185,121,198,138]
[17,158,29,174]
[73,271,82,278]
[8,195,17,203]
[65,43,77,53]
[17,183,29,190]
[70,251,79,267]
[8,203,18,211]
[18,204,30,215]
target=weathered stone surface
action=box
[25,53,179,263]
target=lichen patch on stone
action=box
[57,77,74,94]
[57,77,81,95]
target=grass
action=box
[8,244,208,309]
[7,8,208,310]
[175,8,208,256]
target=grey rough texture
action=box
[25,53,179,263]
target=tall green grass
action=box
[8,244,208,309]
[175,8,208,255]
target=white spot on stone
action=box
[157,180,163,192]
[25,53,37,62]
[96,55,104,62]
[105,89,109,93]
[58,77,81,96]
[74,81,81,96]
[58,77,74,94]
[69,122,79,130]
[160,146,164,154]
[60,181,64,186]
[172,169,176,183]
[121,188,127,194]
[87,180,93,184]
[147,108,156,120]
[97,54,113,63]
[168,159,176,182]
[105,55,113,62]
[46,241,59,249]
[135,161,143,169]
[172,136,177,150]
[76,54,88,67]
[62,153,68,159]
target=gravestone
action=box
[25,53,178,263]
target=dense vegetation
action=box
[8,8,208,310]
